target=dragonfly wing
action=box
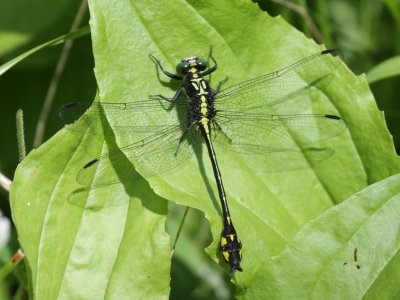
[215,49,342,114]
[214,111,346,154]
[58,100,188,140]
[76,125,197,186]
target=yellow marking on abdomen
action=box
[220,237,227,247]
[222,251,230,262]
[200,117,209,134]
[200,95,208,116]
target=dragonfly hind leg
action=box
[174,122,196,156]
[212,120,232,144]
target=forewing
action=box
[58,100,187,140]
[215,49,342,114]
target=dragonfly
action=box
[59,48,346,272]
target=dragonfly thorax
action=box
[185,73,215,117]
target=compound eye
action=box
[176,61,189,75]
[197,58,207,71]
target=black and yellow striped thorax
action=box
[178,57,216,134]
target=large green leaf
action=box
[10,0,400,298]
[367,55,400,84]
[0,0,82,57]
[261,173,400,299]
[383,0,400,22]
[0,26,89,76]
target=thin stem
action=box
[268,0,324,43]
[16,109,26,161]
[170,206,190,258]
[33,0,88,148]
[0,172,11,192]
[12,284,25,300]
[0,249,25,282]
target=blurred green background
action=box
[0,0,95,213]
[1,0,399,298]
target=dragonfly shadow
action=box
[66,111,167,214]
[244,146,337,174]
[191,140,223,218]
[168,89,224,218]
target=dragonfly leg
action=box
[215,76,229,93]
[201,46,218,76]
[170,86,184,103]
[149,54,182,80]
[174,122,196,156]
[212,120,232,143]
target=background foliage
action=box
[1,0,400,299]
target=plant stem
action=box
[268,0,324,43]
[171,206,190,258]
[16,109,26,162]
[0,172,11,192]
[0,250,25,282]
[33,0,88,148]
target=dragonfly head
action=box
[176,56,207,75]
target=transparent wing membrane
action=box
[59,100,188,138]
[214,112,345,154]
[58,49,345,187]
[76,125,197,186]
[215,49,342,113]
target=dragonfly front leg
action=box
[149,54,183,80]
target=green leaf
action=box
[367,55,400,84]
[0,26,89,76]
[10,0,400,298]
[383,0,400,22]
[11,131,170,299]
[261,174,400,299]
[0,0,82,57]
